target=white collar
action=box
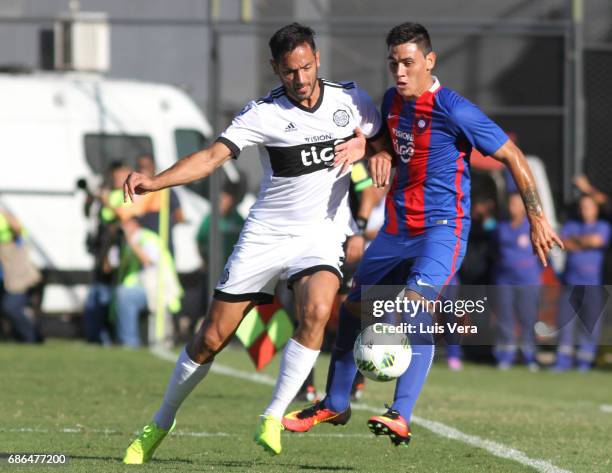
[429,76,441,93]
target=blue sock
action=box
[391,310,434,421]
[494,346,516,365]
[446,344,461,359]
[324,304,362,412]
[522,348,536,365]
[554,350,572,370]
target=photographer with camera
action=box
[79,161,132,345]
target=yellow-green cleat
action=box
[253,414,284,455]
[123,420,175,464]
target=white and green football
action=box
[353,324,412,382]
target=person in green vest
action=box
[114,218,182,347]
[136,154,185,255]
[81,161,131,345]
[0,209,39,342]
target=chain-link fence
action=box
[585,49,612,194]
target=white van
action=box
[0,72,215,313]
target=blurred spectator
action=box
[554,195,610,371]
[459,197,497,284]
[80,161,130,345]
[572,175,611,220]
[492,193,543,370]
[196,174,247,308]
[0,208,42,343]
[115,219,182,348]
[135,155,184,254]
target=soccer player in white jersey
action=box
[122,23,385,462]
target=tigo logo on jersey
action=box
[301,139,346,167]
[391,127,415,163]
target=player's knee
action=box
[200,328,226,356]
[302,302,333,327]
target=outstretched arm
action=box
[124,141,233,202]
[490,139,564,265]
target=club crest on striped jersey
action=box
[415,115,431,133]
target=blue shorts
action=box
[347,227,467,302]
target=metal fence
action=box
[585,48,612,194]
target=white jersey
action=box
[217,79,382,235]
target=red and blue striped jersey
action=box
[381,78,508,240]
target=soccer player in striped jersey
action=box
[284,22,563,446]
[121,23,387,462]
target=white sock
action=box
[264,338,320,419]
[153,348,212,430]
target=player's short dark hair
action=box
[386,22,432,55]
[269,23,317,63]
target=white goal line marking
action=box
[600,404,612,413]
[151,348,571,473]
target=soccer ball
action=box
[353,324,412,382]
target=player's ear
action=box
[315,49,321,68]
[270,59,279,75]
[425,51,436,72]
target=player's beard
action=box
[289,79,316,103]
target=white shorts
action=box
[214,218,346,304]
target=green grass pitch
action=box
[1,341,611,472]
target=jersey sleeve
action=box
[447,95,509,157]
[216,101,265,158]
[352,86,383,141]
